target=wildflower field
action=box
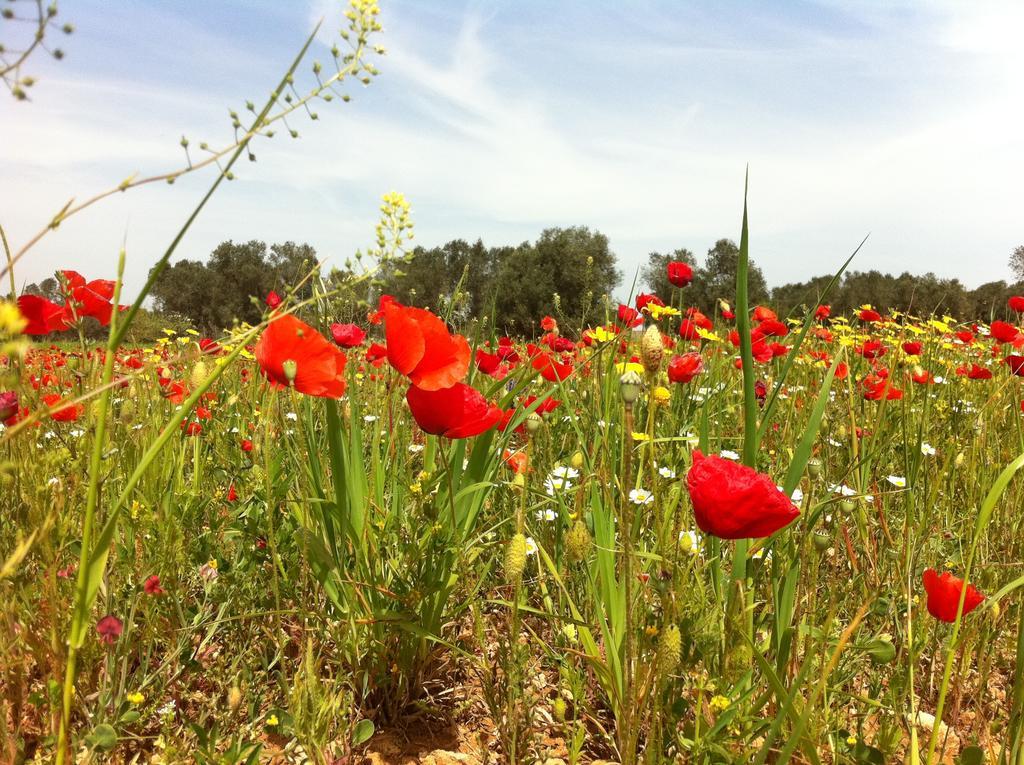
[4,3,1024,765]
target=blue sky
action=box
[2,0,1022,300]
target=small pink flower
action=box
[143,575,165,596]
[96,615,123,645]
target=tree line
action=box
[22,238,1024,337]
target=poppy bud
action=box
[526,411,543,433]
[865,636,896,664]
[657,624,681,676]
[228,686,243,712]
[640,325,664,375]
[281,359,298,384]
[806,458,822,479]
[552,696,567,723]
[619,370,642,405]
[505,533,528,583]
[570,451,584,470]
[565,519,592,563]
[954,452,965,468]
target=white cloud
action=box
[2,0,1020,302]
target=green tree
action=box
[690,238,768,314]
[1009,245,1024,282]
[150,240,319,332]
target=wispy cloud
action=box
[2,0,1020,298]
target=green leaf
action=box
[85,723,117,751]
[957,745,984,765]
[352,718,375,746]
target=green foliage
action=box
[375,226,621,335]
[149,240,317,332]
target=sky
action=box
[2,0,1022,302]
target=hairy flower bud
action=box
[505,533,527,583]
[552,696,567,723]
[227,686,243,712]
[190,360,208,390]
[565,519,592,563]
[657,624,681,676]
[640,324,664,375]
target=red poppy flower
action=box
[667,261,693,288]
[752,306,777,323]
[60,271,121,326]
[966,363,993,380]
[861,374,903,400]
[143,575,165,595]
[636,293,664,312]
[544,334,575,353]
[254,314,347,398]
[475,348,503,376]
[330,322,366,348]
[96,614,123,645]
[43,393,83,422]
[383,301,470,391]
[678,319,700,341]
[241,439,254,452]
[815,304,831,320]
[1009,296,1024,313]
[990,321,1021,344]
[0,391,17,421]
[758,319,789,338]
[686,450,799,539]
[855,339,887,360]
[922,568,985,623]
[366,342,387,366]
[911,367,934,385]
[540,315,558,332]
[686,308,713,330]
[531,351,574,382]
[406,382,502,439]
[503,449,529,474]
[227,483,238,502]
[617,304,643,328]
[955,330,975,344]
[266,291,282,309]
[751,340,775,364]
[199,338,223,355]
[522,395,560,414]
[17,295,71,335]
[902,341,922,356]
[667,352,704,383]
[721,309,735,321]
[183,421,202,436]
[1004,355,1024,376]
[858,308,882,323]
